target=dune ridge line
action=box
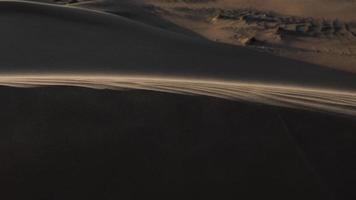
[1,75,356,117]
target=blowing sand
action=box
[1,75,356,117]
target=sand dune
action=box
[218,0,356,21]
[1,1,356,115]
[1,1,356,199]
[1,75,356,117]
[22,1,356,71]
[139,0,356,72]
[147,0,356,21]
[2,1,356,91]
[1,86,355,200]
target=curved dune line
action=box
[0,75,356,117]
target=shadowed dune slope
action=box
[0,86,355,200]
[1,1,356,90]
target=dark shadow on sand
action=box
[0,86,355,199]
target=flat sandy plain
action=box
[0,1,355,200]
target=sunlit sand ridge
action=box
[1,75,356,117]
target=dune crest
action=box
[1,75,356,117]
[2,1,356,91]
[0,2,355,199]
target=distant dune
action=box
[1,1,356,90]
[138,0,356,72]
[148,0,356,21]
[26,1,356,71]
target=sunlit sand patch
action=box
[0,74,356,117]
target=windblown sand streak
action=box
[0,75,356,117]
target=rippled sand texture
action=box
[1,75,356,117]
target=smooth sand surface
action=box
[0,86,355,200]
[1,1,356,90]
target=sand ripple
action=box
[1,75,356,117]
